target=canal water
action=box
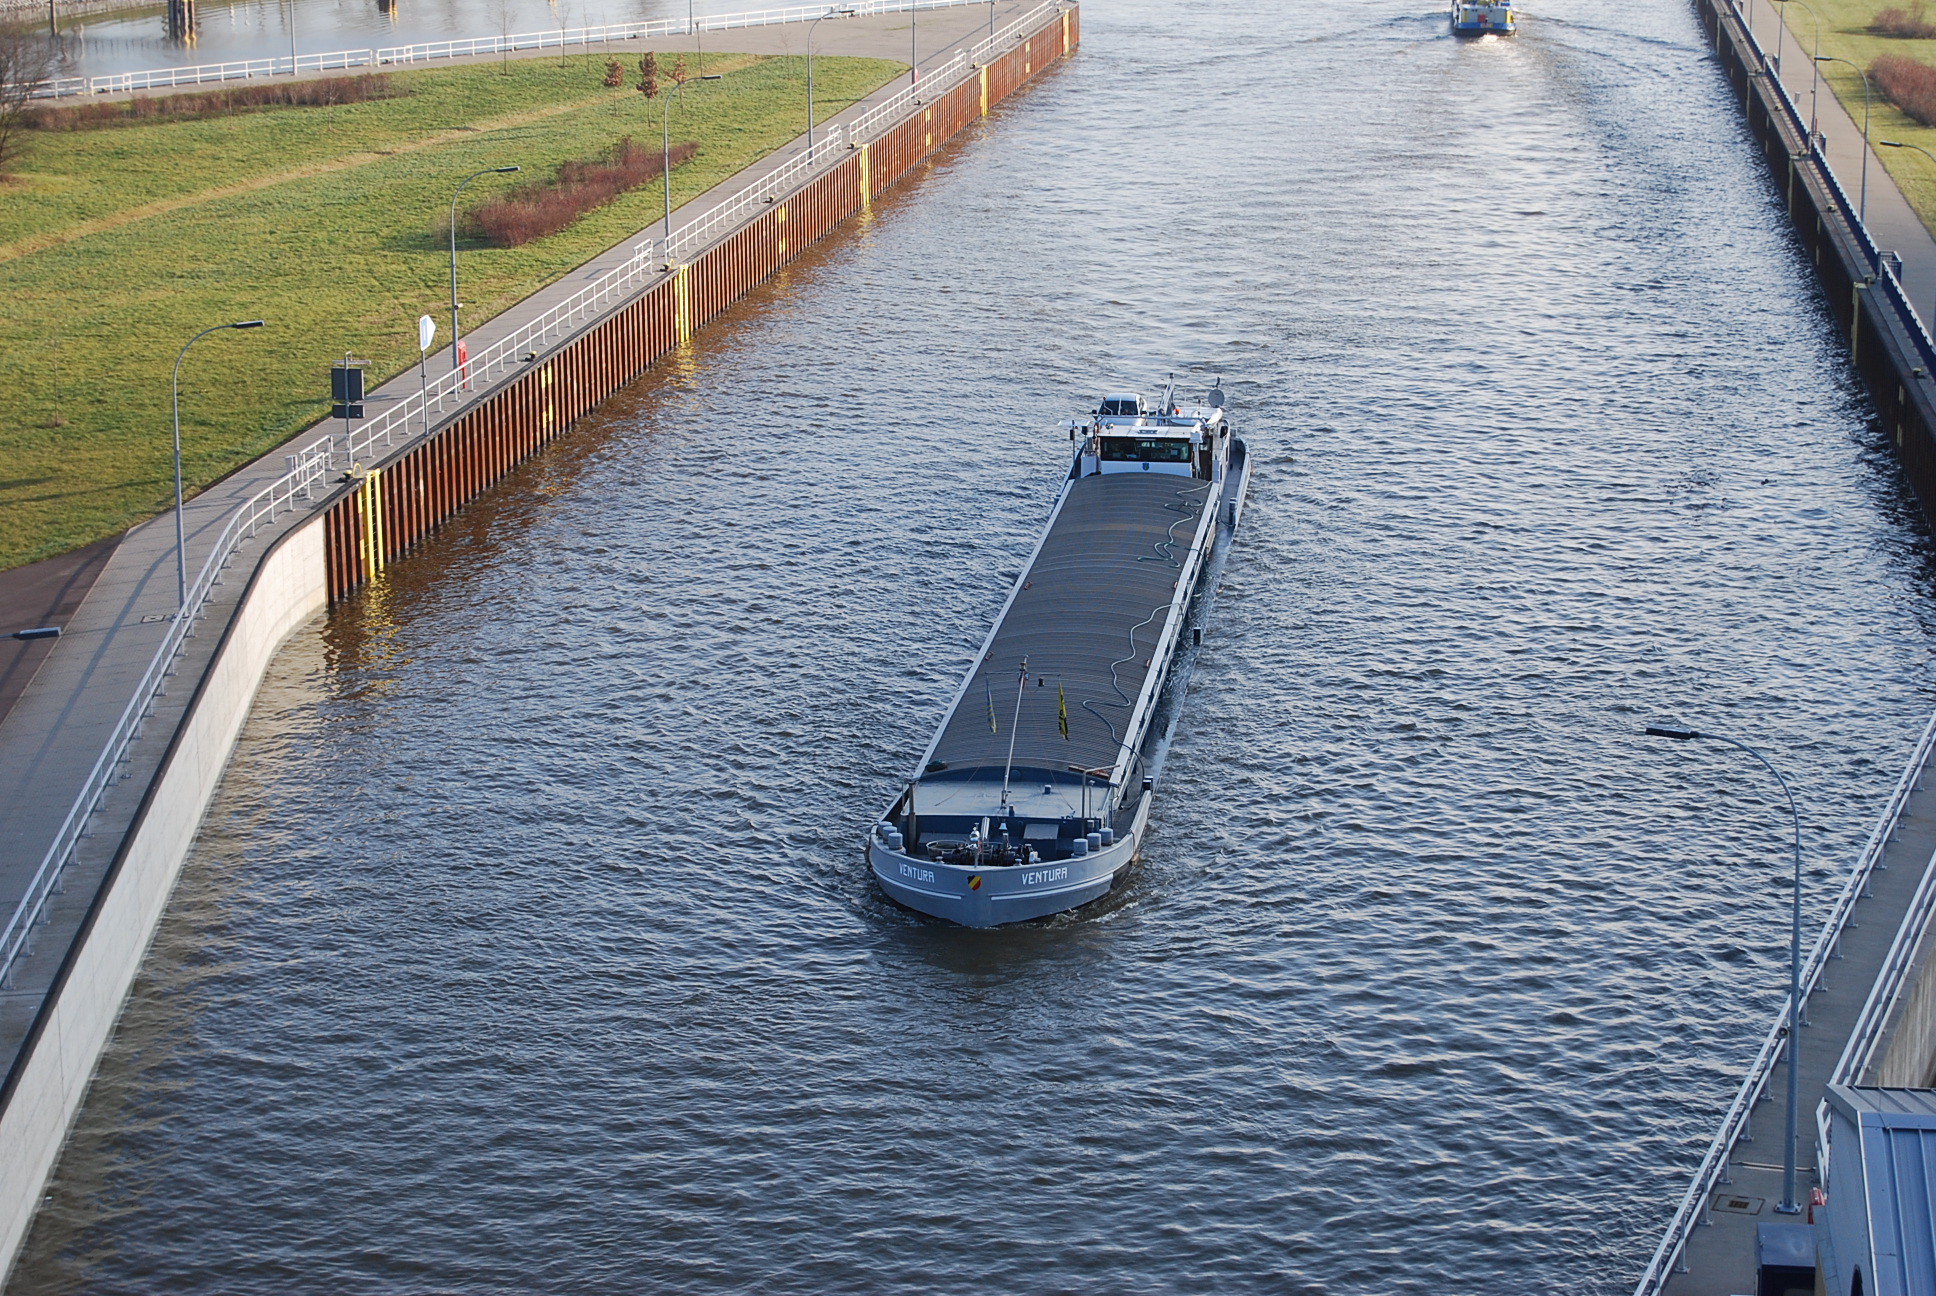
[15,0,1936,1291]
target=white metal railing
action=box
[1631,710,1936,1296]
[0,0,1070,991]
[25,0,985,99]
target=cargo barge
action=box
[866,383,1253,927]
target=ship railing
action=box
[21,0,984,99]
[0,0,1073,993]
[1631,708,1936,1295]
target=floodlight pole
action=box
[448,165,521,375]
[1815,55,1872,233]
[1773,0,1822,142]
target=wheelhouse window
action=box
[1098,437,1192,463]
[1098,398,1142,417]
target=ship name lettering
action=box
[1023,867,1070,886]
[899,863,935,883]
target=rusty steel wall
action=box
[323,3,1079,605]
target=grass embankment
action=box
[1778,1,1936,234]
[0,51,901,571]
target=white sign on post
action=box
[418,314,437,352]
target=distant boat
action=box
[1451,1,1516,35]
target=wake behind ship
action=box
[865,383,1253,927]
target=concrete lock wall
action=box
[0,521,326,1276]
[0,7,1078,1281]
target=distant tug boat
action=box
[1451,0,1515,34]
[866,382,1253,927]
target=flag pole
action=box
[1000,658,1028,811]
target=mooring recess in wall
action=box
[322,4,1079,606]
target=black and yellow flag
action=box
[1057,683,1069,739]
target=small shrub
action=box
[1876,5,1936,38]
[1875,53,1936,125]
[26,74,402,131]
[670,53,688,86]
[460,136,697,247]
[603,59,624,87]
[638,51,659,99]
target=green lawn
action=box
[0,51,900,570]
[1775,0,1936,234]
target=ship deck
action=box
[922,470,1217,795]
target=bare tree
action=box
[0,28,54,177]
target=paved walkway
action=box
[0,0,1048,1073]
[0,538,117,731]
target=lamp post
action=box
[1816,54,1873,231]
[171,320,265,613]
[448,165,520,375]
[1773,0,1822,143]
[1880,139,1936,328]
[1642,724,1806,1217]
[805,6,855,164]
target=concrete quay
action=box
[0,1,1074,1282]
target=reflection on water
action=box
[14,0,1936,1292]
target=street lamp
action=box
[448,165,521,375]
[1773,0,1822,144]
[1816,54,1873,232]
[171,320,265,613]
[806,6,856,164]
[1641,724,1806,1217]
[1880,139,1936,328]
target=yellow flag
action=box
[1058,683,1068,739]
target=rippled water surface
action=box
[17,1,1936,1291]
